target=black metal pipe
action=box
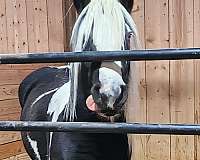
[1,121,200,135]
[1,48,200,64]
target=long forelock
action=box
[71,0,140,51]
[68,0,140,122]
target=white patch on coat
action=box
[49,65,70,69]
[27,135,41,160]
[114,61,122,68]
[31,88,59,108]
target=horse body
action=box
[19,0,139,159]
[19,65,129,160]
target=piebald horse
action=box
[19,0,140,159]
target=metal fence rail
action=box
[1,48,200,64]
[0,121,200,135]
[1,48,200,135]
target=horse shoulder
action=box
[19,66,70,108]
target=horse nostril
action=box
[93,83,101,91]
[107,107,113,110]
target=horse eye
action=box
[128,32,134,39]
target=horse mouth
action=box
[86,95,122,122]
[96,108,122,122]
[100,108,118,116]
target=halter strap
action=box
[100,62,122,76]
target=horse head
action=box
[70,0,139,122]
[73,0,134,13]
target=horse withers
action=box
[19,0,140,159]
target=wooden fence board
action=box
[129,0,147,160]
[145,1,170,160]
[0,70,33,85]
[1,0,200,159]
[0,141,26,159]
[194,0,200,159]
[0,85,18,101]
[0,0,8,53]
[26,0,49,52]
[0,132,21,145]
[169,0,194,160]
[64,0,76,50]
[3,153,30,160]
[0,99,20,118]
[0,0,67,159]
[6,0,28,53]
[47,0,65,52]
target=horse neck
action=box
[78,62,101,94]
[78,63,91,97]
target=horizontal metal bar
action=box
[1,121,200,135]
[1,48,200,64]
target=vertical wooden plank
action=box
[6,0,28,53]
[0,0,8,53]
[145,0,170,160]
[64,0,76,51]
[169,0,194,160]
[47,0,65,51]
[26,0,49,52]
[128,0,147,160]
[194,0,200,160]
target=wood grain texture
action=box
[0,63,63,70]
[0,85,18,101]
[0,99,21,145]
[169,0,194,160]
[0,1,66,159]
[145,1,170,160]
[0,132,21,145]
[47,0,65,52]
[0,99,20,119]
[194,0,200,159]
[1,0,200,159]
[0,141,26,159]
[3,153,30,160]
[64,0,76,51]
[6,0,28,53]
[0,70,33,85]
[26,0,49,52]
[129,0,147,160]
[0,0,8,53]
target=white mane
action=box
[71,0,140,51]
[66,0,140,122]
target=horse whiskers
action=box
[96,113,123,122]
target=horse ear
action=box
[120,0,134,13]
[73,0,90,14]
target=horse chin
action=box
[95,107,123,122]
[97,113,122,122]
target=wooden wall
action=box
[0,0,76,159]
[129,0,200,160]
[0,0,200,159]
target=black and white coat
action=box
[19,0,140,159]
